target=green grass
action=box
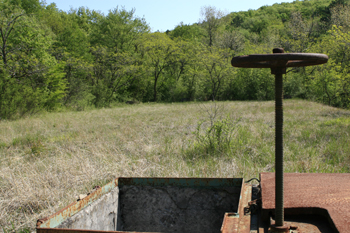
[0,100,349,232]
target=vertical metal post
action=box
[274,71,284,226]
[271,48,287,230]
[231,47,328,232]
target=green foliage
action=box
[322,117,350,126]
[170,22,205,42]
[138,33,178,102]
[193,115,240,155]
[89,46,144,107]
[9,0,42,14]
[0,0,66,118]
[2,0,350,119]
[303,25,350,108]
[226,68,274,101]
[61,55,93,111]
[198,46,235,101]
[199,6,225,46]
[90,7,149,52]
[1,222,31,233]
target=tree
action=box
[199,47,234,101]
[330,4,350,30]
[215,30,245,53]
[39,7,94,110]
[199,6,225,47]
[89,46,144,107]
[163,40,203,102]
[61,55,93,110]
[170,22,205,42]
[282,11,313,52]
[0,0,66,118]
[0,2,25,65]
[299,25,350,108]
[90,7,149,53]
[9,0,43,14]
[139,33,177,102]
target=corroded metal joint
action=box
[269,224,290,232]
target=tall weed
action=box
[193,116,240,155]
[187,102,241,158]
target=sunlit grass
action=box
[0,100,349,232]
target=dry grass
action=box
[0,100,349,232]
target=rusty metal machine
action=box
[36,49,350,233]
[36,177,252,233]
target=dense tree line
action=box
[0,0,350,119]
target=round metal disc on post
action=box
[231,52,328,68]
[231,48,328,230]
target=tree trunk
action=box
[153,75,158,102]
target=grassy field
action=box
[1,100,350,232]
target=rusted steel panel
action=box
[37,228,157,233]
[221,213,240,233]
[37,177,247,233]
[37,179,118,229]
[221,183,252,233]
[260,172,350,233]
[237,183,252,233]
[118,177,243,187]
[269,215,336,233]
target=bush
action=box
[192,115,240,156]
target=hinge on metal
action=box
[244,198,261,215]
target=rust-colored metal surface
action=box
[37,179,119,229]
[221,213,240,233]
[221,183,252,233]
[37,229,155,233]
[269,214,338,233]
[260,172,350,233]
[37,177,252,233]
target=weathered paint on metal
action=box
[37,179,118,229]
[37,228,158,233]
[118,177,243,187]
[221,213,240,233]
[237,183,252,233]
[261,172,350,233]
[221,183,252,233]
[37,177,249,233]
[269,216,334,233]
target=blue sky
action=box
[45,0,295,32]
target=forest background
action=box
[1,0,350,119]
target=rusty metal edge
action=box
[37,228,159,233]
[262,207,340,233]
[238,183,252,233]
[37,179,119,229]
[221,212,240,233]
[221,180,252,233]
[220,177,243,233]
[37,177,243,231]
[118,177,243,187]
